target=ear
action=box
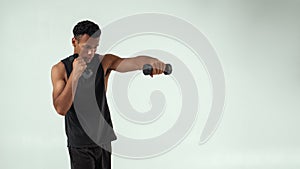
[72,37,77,47]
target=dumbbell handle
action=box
[143,64,172,75]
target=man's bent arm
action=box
[51,63,79,116]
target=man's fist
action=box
[149,59,166,77]
[72,57,87,79]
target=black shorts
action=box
[68,143,112,169]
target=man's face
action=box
[73,34,99,63]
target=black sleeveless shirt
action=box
[61,54,117,148]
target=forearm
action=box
[134,55,158,70]
[54,73,79,116]
[107,54,165,74]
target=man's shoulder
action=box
[52,61,65,73]
[52,61,65,70]
[51,61,67,82]
[102,53,118,58]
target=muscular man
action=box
[50,20,166,169]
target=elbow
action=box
[56,107,66,116]
[54,104,67,116]
[57,109,66,116]
[53,96,70,116]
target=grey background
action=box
[0,0,299,169]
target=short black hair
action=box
[73,20,101,41]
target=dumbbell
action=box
[143,64,172,75]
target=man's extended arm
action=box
[103,54,166,76]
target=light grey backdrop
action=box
[0,0,299,169]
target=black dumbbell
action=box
[143,64,172,75]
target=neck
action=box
[74,48,79,54]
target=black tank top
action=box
[61,54,117,148]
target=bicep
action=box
[51,65,66,101]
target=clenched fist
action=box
[149,59,166,77]
[72,57,87,79]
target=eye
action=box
[84,46,92,50]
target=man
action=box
[51,20,166,169]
